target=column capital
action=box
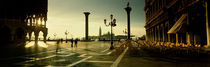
[84,12,90,16]
[125,7,132,14]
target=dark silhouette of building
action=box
[145,0,208,45]
[0,0,48,45]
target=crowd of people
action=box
[56,39,78,53]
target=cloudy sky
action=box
[46,0,145,39]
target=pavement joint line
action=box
[20,49,67,59]
[84,60,114,63]
[107,52,112,55]
[27,55,57,62]
[15,55,57,65]
[45,65,65,67]
[78,54,87,57]
[57,53,76,57]
[4,46,69,61]
[106,50,115,55]
[45,65,66,67]
[101,48,109,53]
[2,50,53,61]
[65,47,83,51]
[66,56,93,67]
[110,47,129,67]
[17,53,76,65]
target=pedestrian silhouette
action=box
[71,39,74,47]
[56,39,60,53]
[75,39,78,47]
[61,38,63,43]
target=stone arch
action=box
[14,27,26,42]
[27,31,33,41]
[39,31,44,40]
[31,32,35,40]
[0,26,12,45]
[41,29,48,43]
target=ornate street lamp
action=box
[53,33,57,40]
[104,14,117,50]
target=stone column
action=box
[36,16,39,26]
[40,18,43,26]
[164,23,168,42]
[153,27,154,41]
[186,32,190,44]
[154,27,157,41]
[125,3,132,40]
[43,33,47,43]
[157,25,160,42]
[84,12,90,41]
[176,33,179,43]
[34,31,39,45]
[157,26,160,41]
[44,17,47,28]
[162,24,165,42]
[30,18,32,26]
[205,1,210,46]
[167,23,171,42]
[146,30,148,41]
[29,32,32,42]
[149,29,151,41]
[157,26,159,41]
[33,18,36,26]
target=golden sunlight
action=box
[38,18,42,25]
[38,41,48,48]
[25,41,35,48]
[25,41,48,48]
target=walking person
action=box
[61,38,63,43]
[75,39,78,47]
[56,39,60,53]
[71,39,74,47]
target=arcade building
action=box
[145,0,209,46]
[0,0,48,46]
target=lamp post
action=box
[104,14,117,50]
[65,30,69,43]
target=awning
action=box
[168,14,188,34]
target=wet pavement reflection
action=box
[0,41,114,67]
[1,41,210,67]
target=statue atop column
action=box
[125,2,132,40]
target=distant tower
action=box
[84,12,90,41]
[99,26,102,37]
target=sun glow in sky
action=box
[46,0,145,39]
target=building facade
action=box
[145,0,209,45]
[0,0,48,45]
